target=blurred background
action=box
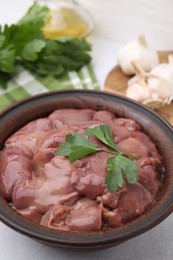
[79,0,173,49]
[0,0,173,49]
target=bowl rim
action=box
[0,89,173,248]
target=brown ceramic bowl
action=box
[0,90,173,250]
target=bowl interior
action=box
[0,90,173,249]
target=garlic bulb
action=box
[117,35,159,75]
[150,55,173,93]
[126,60,172,108]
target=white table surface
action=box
[0,1,173,259]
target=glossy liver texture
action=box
[0,109,163,232]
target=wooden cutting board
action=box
[104,51,173,125]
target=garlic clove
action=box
[117,35,159,76]
[128,60,146,86]
[150,55,173,95]
[128,75,138,86]
[140,47,159,72]
[138,36,159,72]
[147,75,172,101]
[126,82,151,102]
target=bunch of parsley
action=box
[0,5,91,89]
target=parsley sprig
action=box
[56,125,140,192]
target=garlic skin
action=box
[126,81,151,102]
[117,35,159,75]
[150,55,173,93]
[126,60,172,108]
[147,75,172,102]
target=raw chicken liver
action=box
[0,109,163,231]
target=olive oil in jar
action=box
[35,0,93,39]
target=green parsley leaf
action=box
[86,125,140,159]
[68,146,100,163]
[105,155,139,192]
[65,133,101,149]
[119,156,139,184]
[57,143,73,156]
[22,39,46,61]
[2,21,46,57]
[18,4,49,27]
[105,156,124,192]
[0,35,5,48]
[56,36,73,43]
[86,125,116,150]
[56,133,102,162]
[0,45,16,73]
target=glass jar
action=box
[34,0,93,39]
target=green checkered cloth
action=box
[0,65,99,111]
